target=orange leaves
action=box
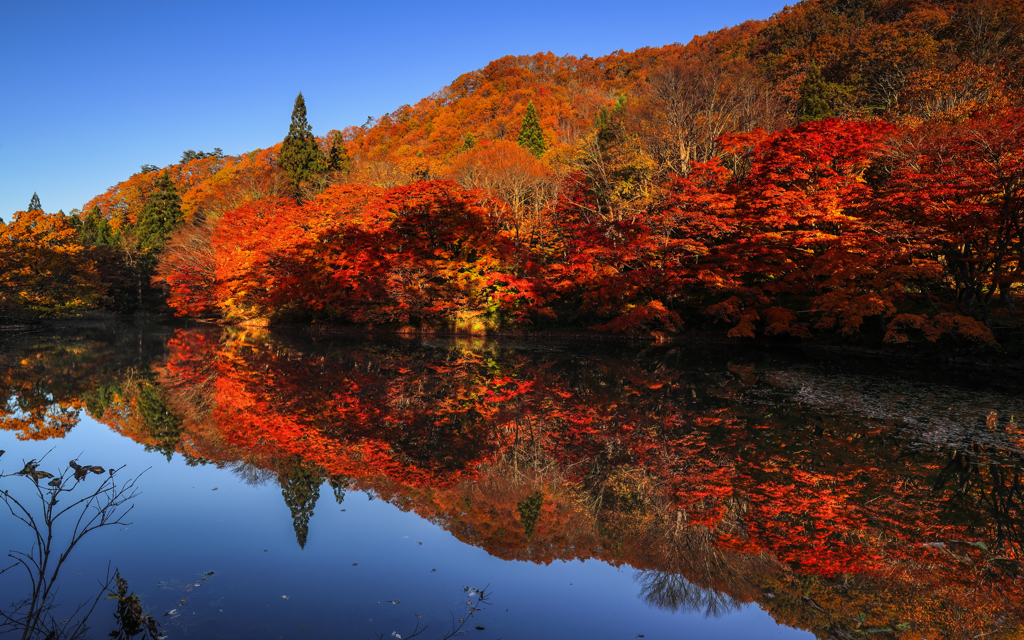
[189,180,546,328]
[0,210,103,316]
[148,111,1024,350]
[884,313,996,345]
[154,222,217,317]
[210,194,304,319]
[448,139,559,248]
[592,300,682,333]
[0,399,81,441]
[82,170,160,230]
[763,307,811,339]
[887,108,1024,321]
[180,147,287,223]
[737,118,894,231]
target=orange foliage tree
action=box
[887,107,1024,330]
[0,209,103,317]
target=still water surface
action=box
[2,323,1022,639]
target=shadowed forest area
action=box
[3,0,1024,354]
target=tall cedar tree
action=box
[137,170,184,256]
[27,192,42,212]
[798,61,834,122]
[327,131,351,175]
[517,101,546,157]
[279,92,327,200]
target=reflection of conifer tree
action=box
[137,383,183,461]
[280,461,324,549]
[517,490,544,541]
[83,382,121,419]
[328,474,350,505]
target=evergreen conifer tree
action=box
[278,92,327,200]
[797,61,834,123]
[27,193,42,212]
[80,205,117,247]
[463,132,476,150]
[517,101,547,157]
[327,131,351,176]
[136,171,184,255]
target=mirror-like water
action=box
[2,323,1022,639]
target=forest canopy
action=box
[4,0,1023,348]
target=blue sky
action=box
[1,0,791,220]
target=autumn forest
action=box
[1,0,1022,350]
[4,324,1024,638]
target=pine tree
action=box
[462,132,476,150]
[798,61,834,123]
[27,193,42,212]
[136,170,184,255]
[596,94,628,147]
[517,101,547,157]
[327,131,351,176]
[80,205,117,247]
[278,92,327,200]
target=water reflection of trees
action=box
[0,324,170,435]
[636,570,741,617]
[278,458,322,549]
[934,445,1024,561]
[10,326,1024,639]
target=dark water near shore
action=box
[2,323,1023,639]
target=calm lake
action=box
[2,323,1022,639]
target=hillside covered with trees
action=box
[3,0,1023,348]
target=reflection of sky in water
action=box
[1,413,810,640]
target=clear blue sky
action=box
[1,0,791,220]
